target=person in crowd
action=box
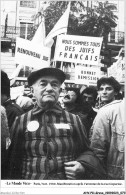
[96,76,121,108]
[16,95,34,113]
[1,70,24,132]
[1,105,11,179]
[90,98,125,179]
[63,88,89,133]
[8,67,106,180]
[81,86,98,137]
[90,77,121,140]
[63,88,82,115]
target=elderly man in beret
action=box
[8,67,106,180]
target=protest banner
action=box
[15,37,51,69]
[54,35,103,65]
[75,65,101,85]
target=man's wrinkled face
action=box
[63,91,77,104]
[98,83,116,103]
[32,75,61,108]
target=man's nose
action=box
[46,83,53,91]
[102,89,107,93]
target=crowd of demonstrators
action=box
[1,70,24,133]
[1,68,124,180]
[8,67,106,180]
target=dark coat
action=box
[3,99,24,131]
[64,104,90,136]
[1,106,10,179]
[82,108,97,138]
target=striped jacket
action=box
[9,103,90,179]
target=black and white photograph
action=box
[1,0,125,194]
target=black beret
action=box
[28,67,66,86]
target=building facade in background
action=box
[1,0,125,89]
[1,1,44,78]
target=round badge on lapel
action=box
[27,121,39,132]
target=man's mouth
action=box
[44,94,54,98]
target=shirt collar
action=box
[32,102,63,116]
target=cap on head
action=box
[28,67,66,86]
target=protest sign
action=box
[15,37,51,69]
[75,65,101,85]
[54,35,103,65]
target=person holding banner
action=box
[8,67,106,180]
